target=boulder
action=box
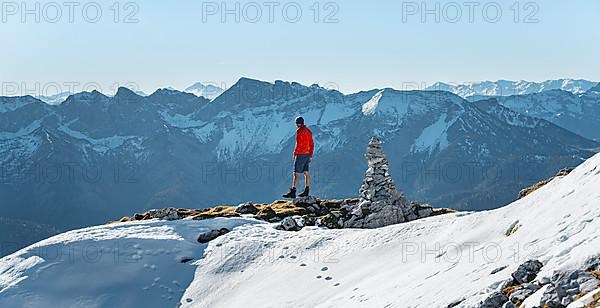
[277,215,305,231]
[293,196,320,207]
[317,211,344,229]
[197,228,229,243]
[235,202,259,215]
[512,260,544,284]
[255,207,278,222]
[141,208,181,220]
[301,215,317,226]
[501,302,516,308]
[479,291,509,308]
[540,269,600,307]
[508,284,540,304]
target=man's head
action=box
[295,116,304,126]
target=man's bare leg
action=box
[303,171,311,189]
[293,172,300,188]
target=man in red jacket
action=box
[283,116,314,198]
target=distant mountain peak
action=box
[115,86,139,97]
[184,82,225,100]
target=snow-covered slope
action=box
[0,217,261,307]
[1,152,599,307]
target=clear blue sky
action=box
[1,0,599,95]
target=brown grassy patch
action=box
[576,291,590,300]
[259,200,309,217]
[319,198,359,209]
[503,285,522,296]
[192,206,239,220]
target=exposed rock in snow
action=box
[234,202,259,215]
[508,283,540,305]
[197,228,230,243]
[479,291,509,308]
[276,216,305,231]
[518,168,573,199]
[124,208,202,222]
[512,260,544,284]
[540,269,600,307]
[254,206,278,222]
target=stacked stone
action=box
[359,136,405,204]
[346,136,432,228]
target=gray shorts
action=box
[294,154,311,173]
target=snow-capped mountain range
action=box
[426,79,598,99]
[0,78,599,257]
[1,149,599,307]
[30,83,225,104]
[30,79,597,105]
[480,89,600,141]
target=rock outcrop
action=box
[197,228,230,243]
[477,257,600,307]
[512,260,544,284]
[518,168,573,199]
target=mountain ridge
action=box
[13,78,600,106]
[426,78,598,98]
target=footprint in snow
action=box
[325,276,333,280]
[321,267,328,271]
[333,283,340,286]
[300,263,307,267]
[316,275,322,279]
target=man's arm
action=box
[308,131,314,160]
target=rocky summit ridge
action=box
[114,137,454,232]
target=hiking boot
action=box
[282,187,296,198]
[298,187,310,197]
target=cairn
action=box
[345,136,433,228]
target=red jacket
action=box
[294,125,314,156]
